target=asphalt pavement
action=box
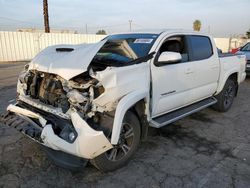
[0,62,250,188]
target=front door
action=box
[151,34,219,117]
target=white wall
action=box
[214,38,250,53]
[213,38,230,53]
[0,31,106,62]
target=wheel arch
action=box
[228,72,239,96]
[110,90,148,145]
[130,99,149,141]
[216,71,239,96]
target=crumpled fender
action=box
[41,111,113,159]
[111,90,148,145]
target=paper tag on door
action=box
[134,39,153,44]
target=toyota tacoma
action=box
[0,30,247,171]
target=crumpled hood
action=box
[29,40,107,80]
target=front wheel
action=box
[90,111,141,172]
[213,79,237,112]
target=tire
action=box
[43,146,88,172]
[213,79,237,112]
[90,111,141,172]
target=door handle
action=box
[185,68,194,74]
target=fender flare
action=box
[216,71,238,95]
[110,90,148,145]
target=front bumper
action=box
[0,102,113,159]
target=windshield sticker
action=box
[134,39,154,44]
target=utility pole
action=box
[129,20,132,32]
[85,24,88,34]
[43,0,50,33]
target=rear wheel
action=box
[90,111,141,172]
[213,79,237,112]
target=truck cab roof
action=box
[110,29,209,37]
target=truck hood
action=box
[29,40,107,80]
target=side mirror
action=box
[156,52,182,65]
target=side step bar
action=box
[150,97,217,128]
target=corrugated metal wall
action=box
[0,31,106,62]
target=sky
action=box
[0,0,249,37]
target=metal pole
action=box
[85,24,88,34]
[129,20,132,32]
[43,0,50,33]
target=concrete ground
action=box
[0,62,250,188]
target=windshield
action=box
[241,43,250,51]
[93,34,159,65]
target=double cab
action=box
[1,30,246,171]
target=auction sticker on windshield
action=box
[134,39,154,44]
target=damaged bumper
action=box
[0,103,113,159]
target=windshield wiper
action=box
[91,52,156,67]
[126,52,156,66]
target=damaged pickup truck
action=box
[0,30,247,172]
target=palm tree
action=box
[246,29,250,39]
[193,20,202,32]
[96,29,107,35]
[43,0,50,33]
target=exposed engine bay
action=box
[18,70,103,116]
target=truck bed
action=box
[218,53,246,89]
[218,53,237,58]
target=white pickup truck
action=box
[0,30,246,171]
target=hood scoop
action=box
[56,48,74,52]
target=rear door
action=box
[186,35,220,98]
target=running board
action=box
[150,97,217,128]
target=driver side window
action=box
[158,36,189,63]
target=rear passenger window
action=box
[189,36,213,61]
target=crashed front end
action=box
[0,37,152,160]
[1,69,115,159]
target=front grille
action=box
[0,102,77,144]
[26,72,69,113]
[17,101,78,143]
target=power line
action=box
[132,23,144,28]
[0,16,146,33]
[0,17,130,30]
[0,16,40,26]
[88,23,129,29]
